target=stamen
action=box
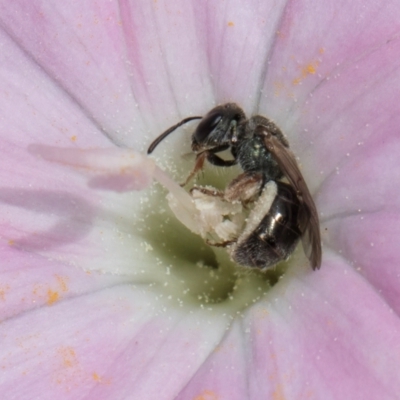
[28,144,155,192]
[28,144,244,248]
[153,167,201,235]
[28,143,202,234]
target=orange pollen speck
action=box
[47,289,60,305]
[0,285,9,301]
[56,275,69,293]
[70,135,77,142]
[292,60,320,85]
[272,383,286,400]
[59,347,76,368]
[93,372,102,382]
[292,78,301,86]
[305,64,316,74]
[194,390,219,400]
[227,21,234,27]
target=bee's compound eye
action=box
[193,111,222,144]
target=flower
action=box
[1,1,400,399]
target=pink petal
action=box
[177,254,400,399]
[0,1,218,147]
[0,243,125,320]
[326,211,400,314]
[0,1,399,399]
[0,269,231,399]
[0,1,146,148]
[175,320,248,400]
[319,134,400,218]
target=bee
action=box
[148,103,322,270]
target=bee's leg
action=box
[181,151,237,187]
[190,186,224,198]
[224,171,264,204]
[205,239,236,248]
[181,152,207,186]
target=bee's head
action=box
[191,103,245,153]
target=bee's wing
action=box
[260,128,322,270]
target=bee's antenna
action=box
[147,116,202,154]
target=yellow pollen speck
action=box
[56,275,69,293]
[92,372,112,385]
[70,135,77,142]
[273,81,285,96]
[292,60,320,85]
[8,239,14,246]
[93,372,102,382]
[272,383,286,400]
[305,64,316,74]
[292,78,301,86]
[47,289,60,305]
[276,30,285,39]
[0,285,9,301]
[227,21,234,27]
[58,347,77,368]
[194,390,219,400]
